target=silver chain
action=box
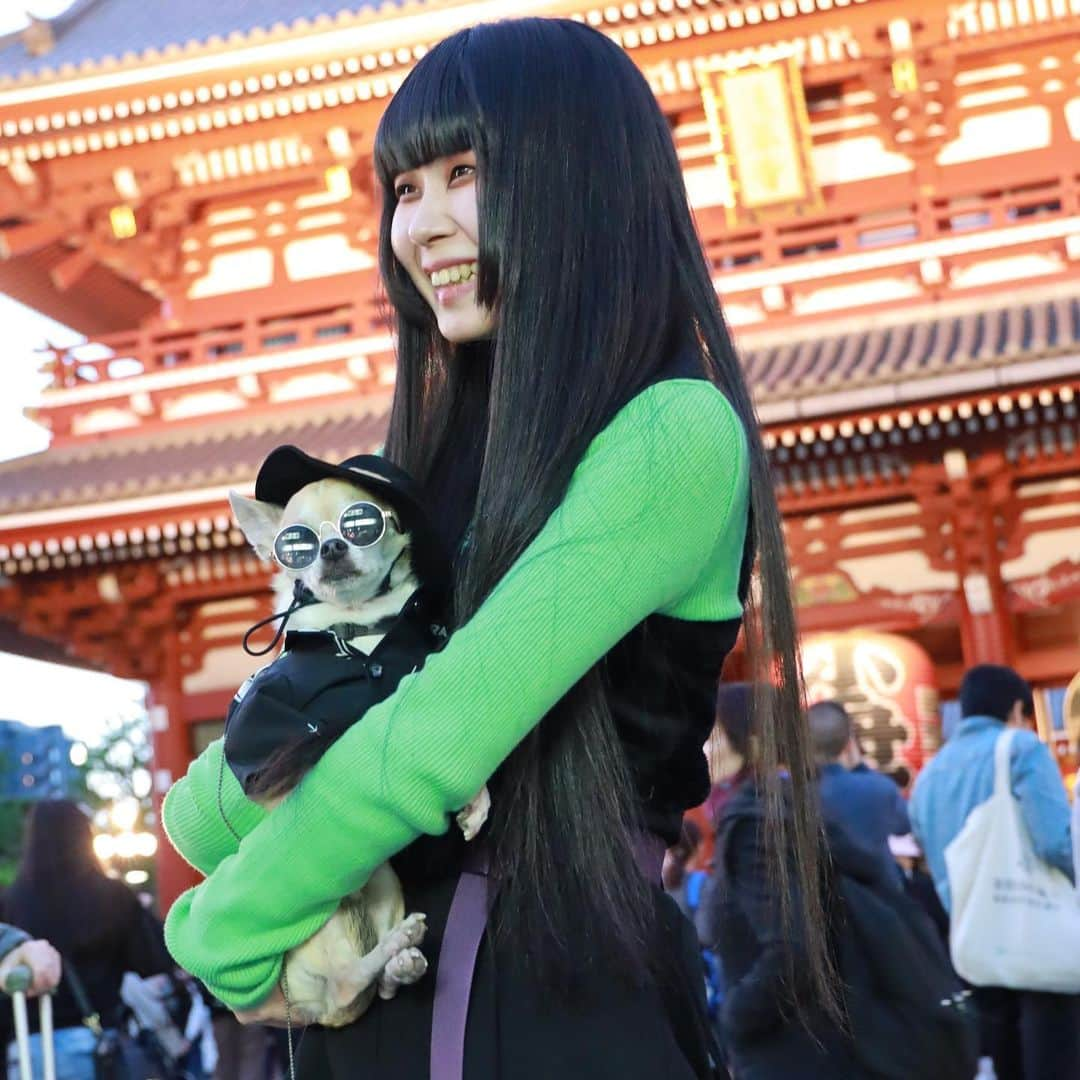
[282,965,296,1080]
[214,736,294,1077]
[215,742,242,842]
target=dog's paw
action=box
[379,911,427,954]
[456,786,491,842]
[378,947,428,1000]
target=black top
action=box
[426,346,750,845]
[607,613,744,843]
[701,782,866,1078]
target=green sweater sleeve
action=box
[164,379,750,1008]
[162,738,267,877]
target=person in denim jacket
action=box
[910,664,1078,1080]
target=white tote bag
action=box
[945,728,1080,992]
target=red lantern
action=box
[802,631,939,774]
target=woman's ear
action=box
[228,491,284,561]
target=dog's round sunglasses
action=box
[272,501,401,570]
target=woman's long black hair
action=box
[3,800,123,949]
[373,18,831,1001]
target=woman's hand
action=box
[0,939,62,997]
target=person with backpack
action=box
[696,684,861,1079]
[910,664,1080,1080]
[699,684,978,1080]
[827,818,979,1080]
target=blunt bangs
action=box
[373,35,479,190]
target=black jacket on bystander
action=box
[699,779,978,1080]
[698,781,866,1080]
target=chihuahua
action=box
[225,451,490,1029]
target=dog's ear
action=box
[229,491,283,561]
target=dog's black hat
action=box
[254,445,449,585]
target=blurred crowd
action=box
[668,663,1080,1080]
[2,661,1077,1080]
[0,799,286,1080]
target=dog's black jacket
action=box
[224,586,448,796]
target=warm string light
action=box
[93,796,158,883]
[109,205,137,239]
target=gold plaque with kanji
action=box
[700,53,821,227]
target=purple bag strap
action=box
[430,847,489,1080]
[429,831,664,1080]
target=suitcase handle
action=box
[2,965,32,995]
[5,964,55,1080]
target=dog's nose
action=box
[320,537,348,561]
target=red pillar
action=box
[149,621,201,912]
[946,452,1015,669]
[958,574,1013,668]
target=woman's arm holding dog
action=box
[163,738,268,877]
[165,379,750,1009]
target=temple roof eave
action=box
[0,616,101,671]
[0,392,392,518]
[2,282,1078,526]
[0,1,399,90]
[0,0,888,92]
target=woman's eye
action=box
[449,163,475,183]
[394,180,417,199]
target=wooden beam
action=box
[181,688,235,725]
[0,219,63,258]
[1017,645,1080,686]
[49,247,98,292]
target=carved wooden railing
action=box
[42,294,388,391]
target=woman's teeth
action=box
[430,262,478,287]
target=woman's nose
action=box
[408,194,455,246]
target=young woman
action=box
[163,18,832,1077]
[2,801,172,1080]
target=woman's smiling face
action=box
[390,150,495,343]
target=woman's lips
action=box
[433,278,476,305]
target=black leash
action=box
[242,580,321,657]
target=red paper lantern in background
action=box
[802,631,940,774]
